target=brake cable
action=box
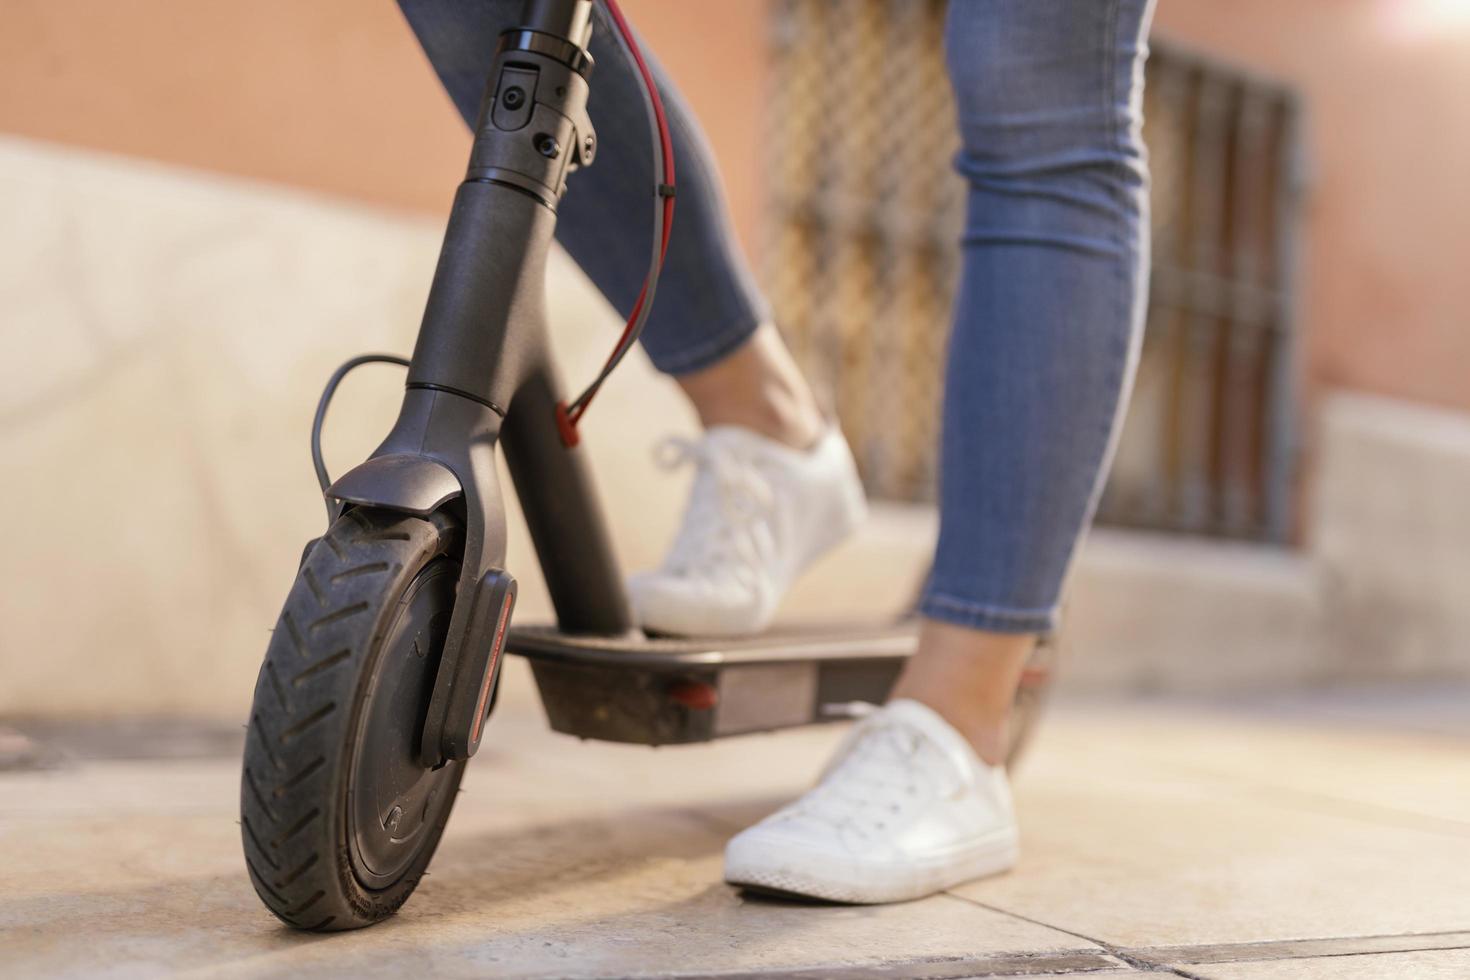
[314,1,674,494]
[555,0,676,446]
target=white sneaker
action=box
[723,699,1019,903]
[628,425,866,637]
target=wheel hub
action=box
[347,560,462,888]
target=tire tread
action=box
[240,508,461,931]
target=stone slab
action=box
[1185,947,1470,980]
[953,708,1470,949]
[0,662,1095,979]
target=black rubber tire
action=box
[240,507,464,931]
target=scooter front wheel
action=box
[240,507,464,930]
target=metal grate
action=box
[764,2,1304,542]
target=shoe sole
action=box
[724,833,1018,905]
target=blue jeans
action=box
[398,0,1155,634]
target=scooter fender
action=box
[324,448,513,766]
[325,453,462,517]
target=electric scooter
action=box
[239,0,1051,931]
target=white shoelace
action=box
[654,436,779,583]
[779,717,947,840]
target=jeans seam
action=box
[923,0,1147,630]
[1043,0,1141,609]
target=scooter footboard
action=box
[507,624,916,745]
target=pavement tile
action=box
[6,682,1469,977]
[952,710,1470,948]
[664,957,1136,980]
[1,799,1085,979]
[0,663,1094,979]
[1062,703,1470,830]
[1183,947,1470,979]
[1192,682,1470,740]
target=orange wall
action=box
[0,0,768,249]
[1155,0,1470,414]
[3,1,1468,414]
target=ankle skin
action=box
[890,619,1037,766]
[674,324,825,450]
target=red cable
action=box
[557,0,676,446]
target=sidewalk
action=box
[3,662,1468,979]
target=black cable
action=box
[561,0,674,430]
[311,354,410,521]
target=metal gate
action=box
[764,0,1305,542]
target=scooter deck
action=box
[506,622,916,745]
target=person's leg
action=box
[674,324,825,450]
[726,0,1155,902]
[396,0,850,636]
[395,0,823,449]
[891,621,1034,765]
[895,0,1157,763]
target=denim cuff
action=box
[918,591,1059,635]
[647,316,762,376]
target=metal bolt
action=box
[502,86,525,109]
[535,134,562,159]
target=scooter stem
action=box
[327,0,632,766]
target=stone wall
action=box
[3,138,1468,719]
[0,137,702,717]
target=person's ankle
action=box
[931,702,1011,767]
[696,397,824,450]
[892,692,1010,765]
[675,324,826,450]
[890,620,1036,767]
